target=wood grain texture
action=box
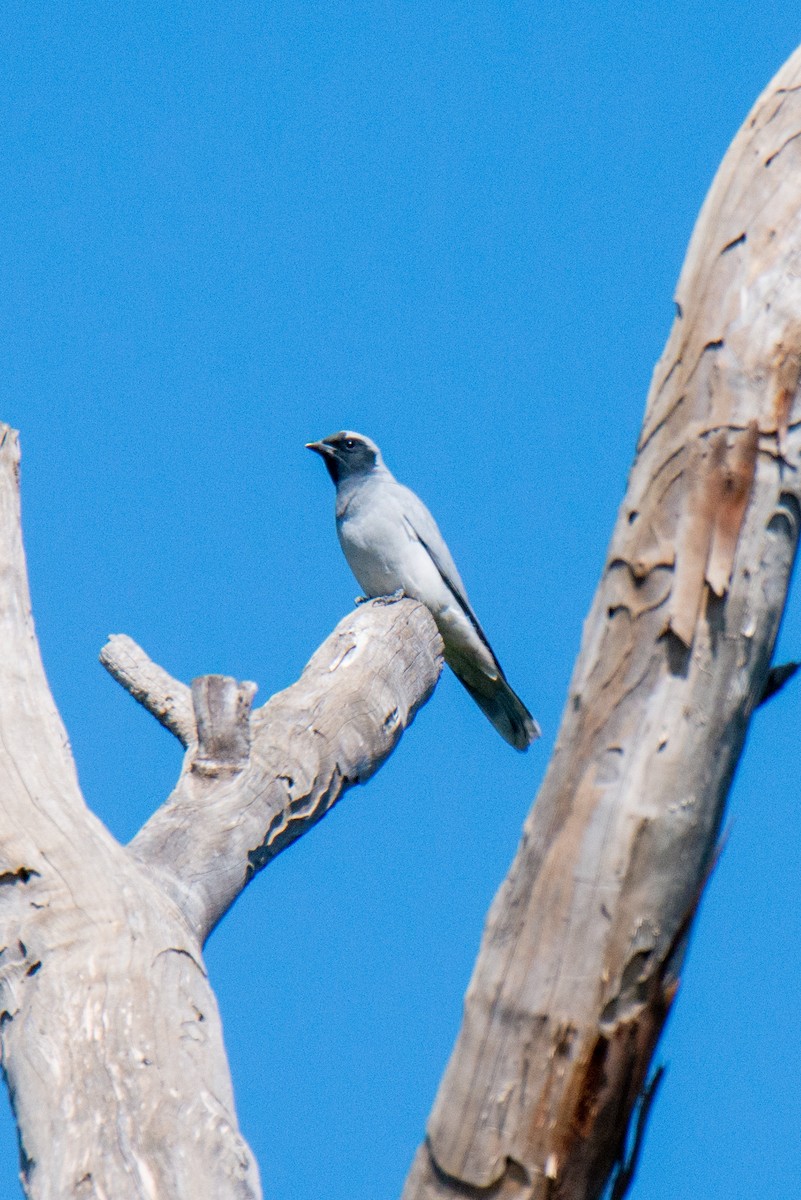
[125,597,443,941]
[401,44,801,1200]
[0,423,442,1199]
[99,634,196,746]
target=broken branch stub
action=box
[191,675,257,772]
[402,41,801,1200]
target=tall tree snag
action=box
[0,420,442,1200]
[401,44,801,1200]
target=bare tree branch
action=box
[100,633,196,745]
[127,598,443,942]
[0,420,442,1200]
[402,42,801,1200]
[758,658,799,705]
[609,1065,666,1200]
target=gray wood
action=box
[2,38,801,1200]
[121,596,442,941]
[401,43,801,1200]
[99,634,196,746]
[0,420,442,1199]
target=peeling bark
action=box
[2,37,801,1200]
[401,43,801,1200]
[0,424,442,1199]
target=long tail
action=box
[457,673,540,751]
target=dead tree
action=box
[1,39,801,1200]
[0,444,442,1200]
[401,41,801,1200]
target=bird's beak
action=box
[306,440,334,459]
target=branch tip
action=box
[610,1065,666,1200]
[99,634,195,746]
[758,660,800,705]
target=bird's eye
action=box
[344,438,355,449]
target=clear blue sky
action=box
[2,4,800,1197]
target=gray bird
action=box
[306,430,539,750]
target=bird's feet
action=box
[373,588,407,606]
[355,588,407,606]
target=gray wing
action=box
[396,484,501,667]
[395,483,540,750]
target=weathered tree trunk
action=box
[0,421,442,1199]
[401,44,801,1200]
[3,40,801,1200]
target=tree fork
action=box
[0,423,442,1200]
[401,44,801,1200]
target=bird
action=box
[306,430,539,750]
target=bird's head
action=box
[305,431,383,485]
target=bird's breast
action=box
[337,502,448,606]
[337,510,407,596]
